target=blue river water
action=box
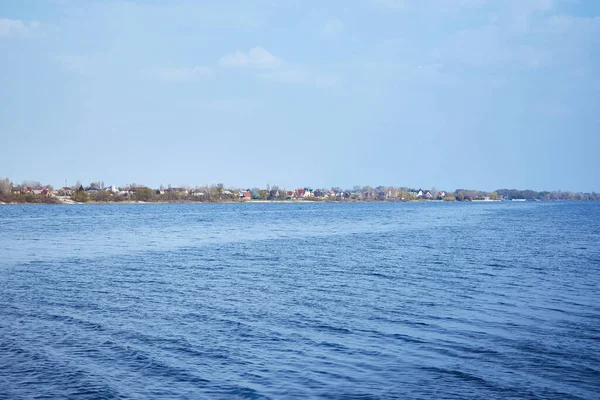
[0,202,599,399]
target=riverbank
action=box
[0,198,584,205]
[0,198,437,205]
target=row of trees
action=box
[73,186,246,203]
[494,189,600,201]
[452,188,600,201]
[2,177,600,203]
[453,189,498,201]
[0,178,59,203]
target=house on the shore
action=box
[414,189,433,199]
[239,191,252,200]
[294,188,314,198]
[165,187,189,195]
[119,187,136,196]
[58,187,73,196]
[10,186,56,196]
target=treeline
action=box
[452,188,600,201]
[1,177,599,203]
[74,187,243,203]
[454,189,600,201]
[494,189,600,201]
[0,178,59,203]
[0,192,60,204]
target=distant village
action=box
[1,178,599,204]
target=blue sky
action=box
[1,0,599,191]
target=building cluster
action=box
[10,186,55,197]
[4,181,599,202]
[9,184,449,201]
[236,187,447,201]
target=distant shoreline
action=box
[3,180,598,203]
[0,199,589,205]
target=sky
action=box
[1,0,599,192]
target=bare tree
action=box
[0,178,11,195]
[22,180,41,188]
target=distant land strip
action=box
[1,178,598,204]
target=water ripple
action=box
[1,202,599,399]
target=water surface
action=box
[1,202,599,399]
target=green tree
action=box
[91,191,112,202]
[71,191,89,203]
[134,188,153,202]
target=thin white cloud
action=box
[372,0,556,15]
[322,18,344,38]
[57,55,89,74]
[144,66,215,82]
[219,46,281,69]
[314,75,340,88]
[260,65,310,84]
[372,0,409,11]
[220,46,337,88]
[0,18,40,37]
[544,15,600,36]
[443,25,552,69]
[199,98,259,115]
[260,64,338,88]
